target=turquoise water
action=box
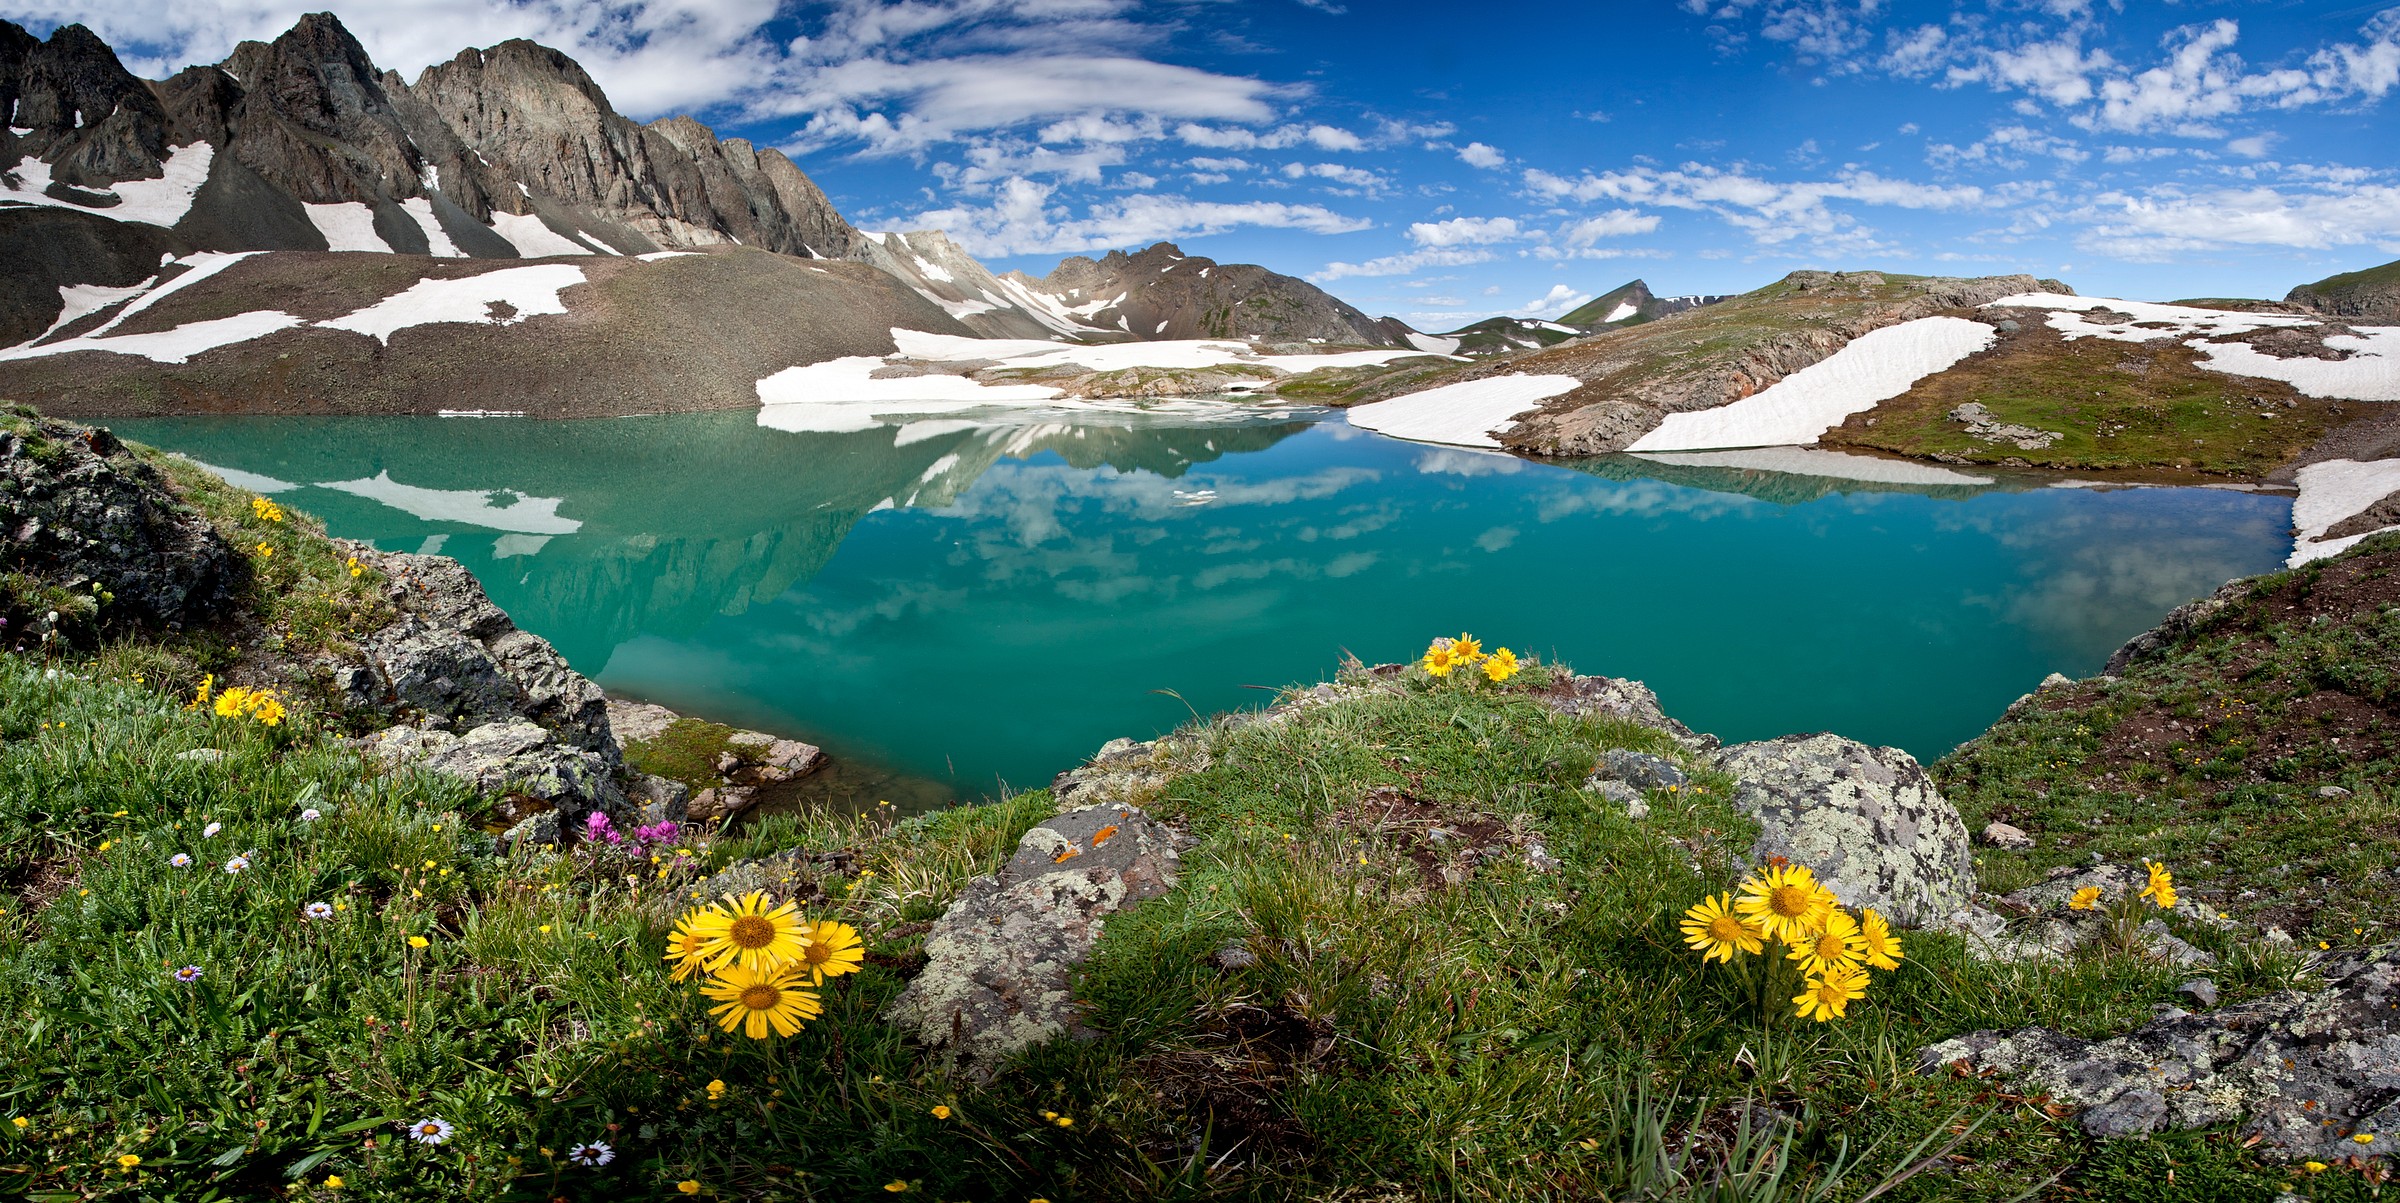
[113,411,2293,805]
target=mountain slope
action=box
[1004,241,1415,347]
[1558,279,1733,328]
[2288,259,2400,324]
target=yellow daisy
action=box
[702,965,821,1039]
[2140,861,2178,910]
[1734,863,1835,943]
[1679,892,1764,963]
[798,919,866,985]
[1786,909,1867,977]
[689,892,811,973]
[2068,885,2102,911]
[1793,966,1868,1022]
[1858,907,1904,971]
[663,914,717,983]
[1422,642,1457,677]
[1449,633,1484,662]
[1482,647,1521,683]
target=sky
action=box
[7,0,2398,327]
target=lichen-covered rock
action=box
[360,720,624,824]
[349,548,616,761]
[1050,737,1192,810]
[885,803,1179,1075]
[1920,945,2400,1159]
[1533,673,1717,752]
[1715,733,1974,926]
[0,418,235,633]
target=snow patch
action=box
[489,211,591,258]
[0,141,214,228]
[34,278,156,342]
[2289,458,2400,566]
[0,310,303,364]
[303,202,391,253]
[316,472,582,534]
[1629,317,1996,451]
[1603,301,1638,324]
[401,198,464,257]
[2189,328,2400,402]
[1991,293,2310,343]
[1405,331,1463,356]
[637,250,700,261]
[914,257,955,283]
[1346,374,1580,448]
[317,265,585,344]
[1632,447,1995,487]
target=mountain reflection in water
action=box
[114,411,2292,810]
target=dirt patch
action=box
[1132,1002,1335,1171]
[1334,788,1517,892]
[2322,490,2400,542]
[2212,324,2361,361]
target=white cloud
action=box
[1457,141,1507,169]
[914,176,1370,257]
[1407,216,1522,247]
[1522,163,1985,250]
[2079,181,2400,258]
[1312,248,1497,281]
[1175,122,1366,151]
[1280,161,1388,192]
[1560,209,1660,243]
[1516,283,1591,316]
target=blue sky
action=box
[11,0,2400,325]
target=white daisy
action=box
[405,1118,454,1145]
[304,902,334,920]
[202,822,222,839]
[567,1142,614,1166]
[223,855,249,874]
[299,808,322,823]
[168,853,192,868]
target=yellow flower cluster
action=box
[212,686,287,726]
[1419,632,1521,683]
[666,892,865,1039]
[1679,863,1903,1023]
[2066,861,2177,912]
[250,496,285,523]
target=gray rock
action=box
[2105,578,2244,673]
[360,719,624,819]
[2321,785,2354,800]
[726,729,825,779]
[885,803,1180,1075]
[1533,673,1717,752]
[0,418,235,635]
[1051,736,1190,809]
[1920,944,2400,1161]
[1714,733,1976,926]
[626,773,689,826]
[2180,978,2219,1009]
[1981,821,2035,849]
[1950,401,2062,451]
[603,698,679,745]
[1581,777,1648,818]
[173,748,225,763]
[686,785,757,824]
[1596,748,1687,791]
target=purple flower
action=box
[173,965,202,983]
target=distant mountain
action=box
[2288,259,2400,324]
[1432,316,1585,357]
[1559,279,1733,328]
[1002,242,1417,348]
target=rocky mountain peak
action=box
[0,18,171,186]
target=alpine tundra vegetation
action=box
[3,0,2400,1200]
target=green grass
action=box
[623,718,756,793]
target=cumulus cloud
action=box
[1457,141,1507,169]
[1311,248,1497,281]
[1515,283,1592,317]
[2078,181,2400,259]
[914,177,1370,257]
[1522,163,1985,250]
[1407,216,1522,246]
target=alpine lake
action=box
[112,408,2294,815]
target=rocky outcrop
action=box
[2102,577,2247,674]
[1558,279,1734,329]
[0,415,235,635]
[1006,241,1413,347]
[0,22,172,187]
[2288,259,2400,325]
[885,802,1181,1074]
[1921,944,2400,1160]
[1714,733,1977,926]
[361,720,624,836]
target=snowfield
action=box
[1629,317,1997,451]
[489,211,595,258]
[401,199,465,258]
[304,202,392,253]
[1988,293,2400,402]
[0,142,215,228]
[316,265,586,344]
[2289,458,2400,567]
[1345,374,1581,448]
[2190,329,2400,402]
[889,328,1446,376]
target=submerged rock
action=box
[884,803,1180,1075]
[1921,944,2400,1160]
[1714,733,1976,926]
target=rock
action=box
[1949,401,2062,451]
[1920,944,2400,1160]
[725,730,824,778]
[360,720,624,821]
[1595,748,1687,791]
[1211,942,1260,971]
[1015,241,1410,347]
[686,785,757,825]
[1532,673,1717,752]
[173,748,225,763]
[714,752,742,775]
[603,698,678,745]
[1714,734,1976,926]
[1050,736,1191,809]
[626,773,688,826]
[2179,978,2219,1009]
[885,803,1180,1075]
[349,548,617,760]
[2105,578,2245,673]
[1581,777,1648,818]
[1981,821,2035,849]
[2321,785,2354,800]
[0,417,236,634]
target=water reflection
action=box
[113,412,2293,802]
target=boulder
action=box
[1592,748,1688,792]
[1714,734,1975,926]
[360,720,624,825]
[1980,821,2034,849]
[0,418,235,634]
[1532,673,1717,752]
[884,803,1180,1075]
[1920,945,2400,1160]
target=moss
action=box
[622,715,757,791]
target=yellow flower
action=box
[688,892,811,973]
[1858,908,1904,971]
[1792,966,1869,1022]
[1449,633,1484,662]
[251,497,285,523]
[2140,861,2178,909]
[706,1079,727,1100]
[799,919,866,985]
[1421,643,1457,677]
[2305,1161,2328,1173]
[702,964,821,1038]
[2355,1133,2377,1144]
[678,1183,700,1196]
[10,1117,26,1130]
[931,1105,952,1119]
[664,915,718,982]
[1734,863,1835,943]
[407,936,429,949]
[347,556,363,578]
[883,1181,910,1193]
[255,542,273,558]
[1679,892,1764,963]
[1056,1116,1074,1127]
[2068,886,2102,911]
[325,1176,344,1189]
[117,1154,140,1171]
[1787,909,1868,977]
[1482,647,1520,683]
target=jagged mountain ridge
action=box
[1002,241,1416,348]
[0,13,1428,349]
[1559,279,1734,328]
